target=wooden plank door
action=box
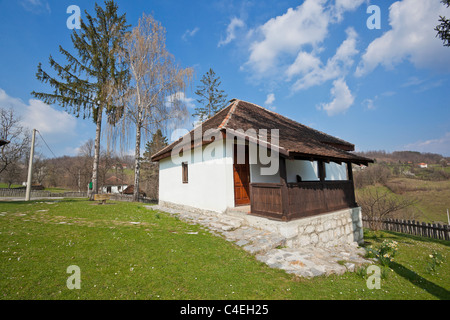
[233,144,250,206]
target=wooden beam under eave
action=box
[279,157,289,221]
[318,160,326,182]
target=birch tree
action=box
[116,14,193,201]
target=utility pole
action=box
[25,129,37,201]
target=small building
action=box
[151,99,373,247]
[101,176,128,194]
[123,185,146,197]
[418,163,428,168]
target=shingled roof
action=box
[151,99,373,165]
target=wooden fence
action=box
[363,217,450,241]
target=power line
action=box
[36,130,57,159]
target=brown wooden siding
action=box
[250,180,356,221]
[250,183,284,220]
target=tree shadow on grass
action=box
[390,262,450,300]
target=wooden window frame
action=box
[182,162,188,184]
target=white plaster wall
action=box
[248,142,281,184]
[158,139,234,213]
[286,160,319,182]
[325,162,348,181]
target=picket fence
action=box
[362,217,450,241]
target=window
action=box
[182,162,188,183]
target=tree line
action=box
[0,128,168,200]
[355,150,449,166]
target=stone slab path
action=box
[150,205,372,278]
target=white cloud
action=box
[218,17,245,47]
[243,0,366,79]
[165,92,195,109]
[363,98,376,110]
[264,93,275,105]
[182,27,199,41]
[356,0,450,77]
[319,78,354,116]
[332,0,365,22]
[404,132,450,156]
[245,0,329,75]
[0,88,77,138]
[286,51,322,79]
[19,0,51,14]
[290,27,358,91]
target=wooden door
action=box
[233,144,250,206]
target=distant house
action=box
[418,163,428,168]
[123,185,146,197]
[101,176,128,194]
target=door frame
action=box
[233,144,250,206]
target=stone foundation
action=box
[158,200,364,249]
[227,207,364,249]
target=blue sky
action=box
[0,0,449,157]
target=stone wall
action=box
[229,207,364,248]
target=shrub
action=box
[366,240,399,267]
[426,251,444,274]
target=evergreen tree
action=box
[31,1,129,197]
[193,68,228,122]
[144,129,169,159]
[141,129,168,200]
[436,0,450,47]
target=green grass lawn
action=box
[0,199,449,300]
[0,183,23,189]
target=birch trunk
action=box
[133,116,142,202]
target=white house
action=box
[151,99,373,247]
[101,176,128,194]
[152,99,372,218]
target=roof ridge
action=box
[218,99,239,129]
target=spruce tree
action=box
[193,68,228,122]
[144,129,169,159]
[436,0,450,47]
[31,1,129,197]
